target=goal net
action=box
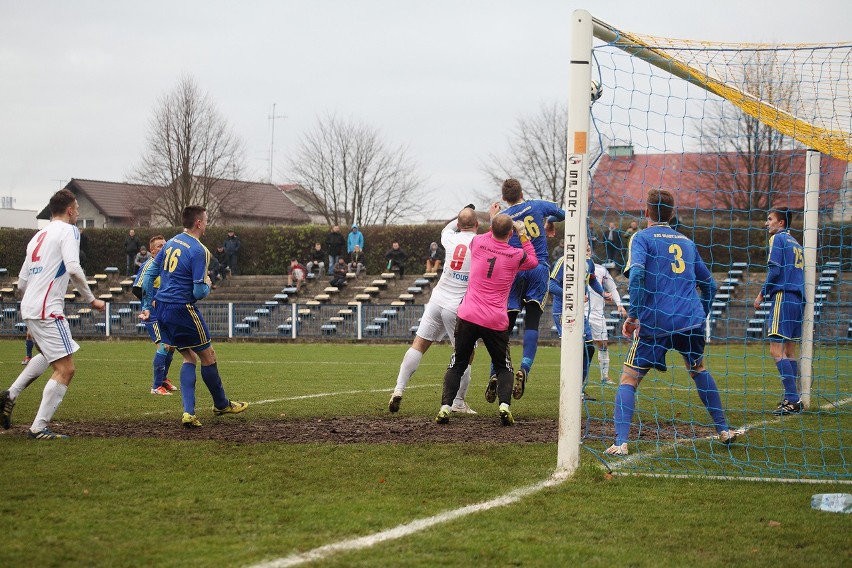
[559,10,851,481]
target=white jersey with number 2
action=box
[18,220,83,320]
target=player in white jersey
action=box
[389,206,479,414]
[585,262,627,384]
[0,189,105,439]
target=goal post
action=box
[558,9,851,481]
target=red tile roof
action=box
[590,150,848,213]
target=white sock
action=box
[394,348,423,393]
[453,366,472,406]
[31,379,67,433]
[9,353,50,400]
[599,349,610,380]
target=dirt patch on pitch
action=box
[9,416,715,445]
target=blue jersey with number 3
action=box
[625,225,712,335]
[151,233,210,304]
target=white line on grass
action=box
[138,384,441,415]
[247,473,568,568]
[609,396,852,482]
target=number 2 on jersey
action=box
[449,244,468,270]
[31,232,47,262]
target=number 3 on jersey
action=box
[163,247,182,273]
[669,244,685,274]
[449,244,468,270]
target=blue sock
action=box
[521,329,538,373]
[582,344,590,387]
[776,359,799,402]
[152,351,167,389]
[613,384,636,445]
[201,363,229,409]
[25,339,33,358]
[180,363,197,414]
[692,370,728,432]
[789,359,799,381]
[164,349,175,378]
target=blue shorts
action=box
[145,319,164,344]
[766,290,803,342]
[624,326,705,373]
[509,263,550,311]
[155,302,211,351]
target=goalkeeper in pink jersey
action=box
[436,209,538,426]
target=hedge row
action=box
[1,221,850,277]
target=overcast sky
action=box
[1,0,848,221]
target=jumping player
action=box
[495,178,564,400]
[390,205,479,414]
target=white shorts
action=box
[415,302,458,344]
[26,317,80,363]
[588,313,609,341]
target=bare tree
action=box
[483,102,606,205]
[286,114,423,226]
[693,52,800,217]
[132,75,247,226]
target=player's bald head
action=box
[457,207,478,230]
[491,214,514,240]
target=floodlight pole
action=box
[557,10,594,475]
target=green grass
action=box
[0,340,849,567]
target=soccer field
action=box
[0,339,849,567]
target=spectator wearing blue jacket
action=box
[347,224,364,254]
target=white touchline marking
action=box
[247,473,569,568]
[252,384,440,405]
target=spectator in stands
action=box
[223,229,241,275]
[325,225,346,268]
[287,259,308,291]
[134,245,152,275]
[124,228,141,276]
[306,242,325,277]
[348,224,364,255]
[425,241,445,273]
[624,220,640,240]
[550,239,564,263]
[348,245,366,277]
[207,254,221,290]
[329,257,348,287]
[385,242,408,277]
[603,222,624,269]
[213,245,229,282]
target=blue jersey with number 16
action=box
[151,233,210,304]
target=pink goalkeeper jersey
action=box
[457,232,537,330]
[18,220,85,320]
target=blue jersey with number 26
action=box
[503,199,565,264]
[151,233,210,304]
[625,225,712,336]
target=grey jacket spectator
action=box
[223,230,241,275]
[603,222,625,268]
[134,247,151,274]
[329,257,348,287]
